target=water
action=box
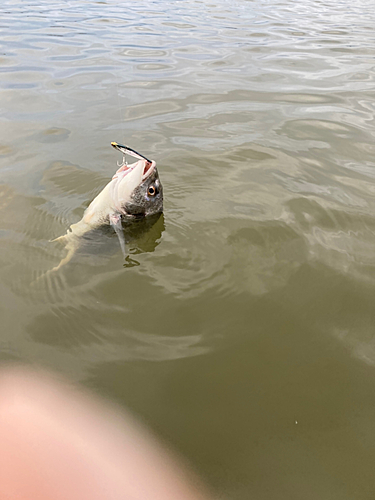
[1,0,375,497]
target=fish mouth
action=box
[113,159,155,180]
[111,142,155,181]
[141,159,155,179]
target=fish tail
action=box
[31,246,76,288]
[49,247,75,273]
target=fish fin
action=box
[110,213,126,257]
[50,234,67,245]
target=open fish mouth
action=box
[141,159,155,179]
[111,142,155,180]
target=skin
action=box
[0,367,212,500]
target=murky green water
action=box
[1,0,375,498]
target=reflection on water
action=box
[1,0,375,498]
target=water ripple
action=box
[1,2,375,494]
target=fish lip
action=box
[142,160,156,180]
[121,159,155,179]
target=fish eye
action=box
[148,186,157,196]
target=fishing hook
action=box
[117,154,127,168]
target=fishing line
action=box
[114,74,126,142]
[113,49,127,149]
[114,69,129,168]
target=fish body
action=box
[50,144,163,273]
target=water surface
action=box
[1,0,375,498]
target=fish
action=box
[48,142,163,274]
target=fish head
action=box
[111,159,163,217]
